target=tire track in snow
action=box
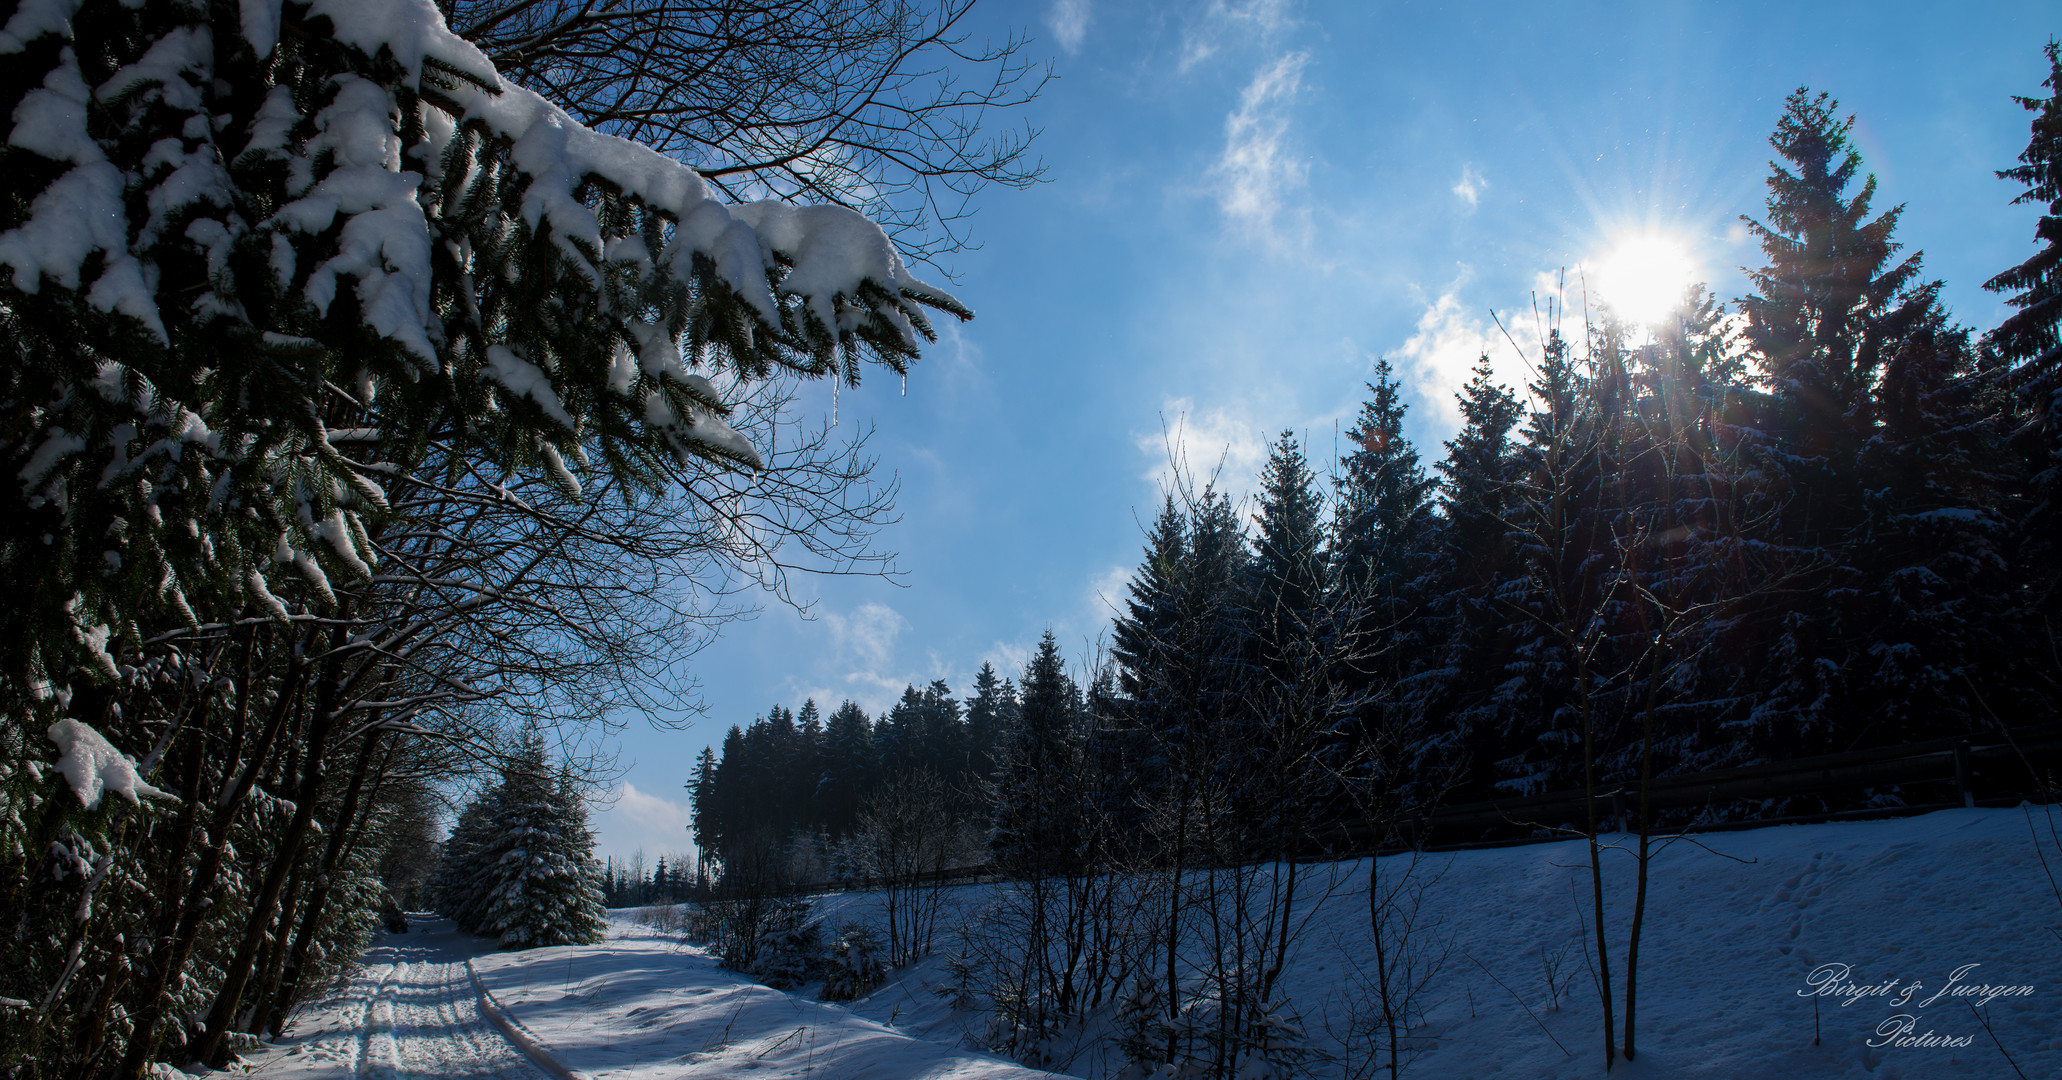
[257,921,551,1080]
[355,956,548,1080]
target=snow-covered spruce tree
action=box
[1854,295,2024,739]
[0,0,965,727]
[478,742,607,949]
[437,733,606,948]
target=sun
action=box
[1591,233,1699,330]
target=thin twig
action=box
[1969,1003,2030,1080]
[2027,805,2062,913]
[1462,953,1571,1058]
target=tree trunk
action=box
[118,634,307,1080]
[255,730,390,1036]
[190,646,344,1067]
[1581,662,1617,1071]
[1624,627,1664,1061]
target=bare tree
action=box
[443,0,1050,267]
[857,767,955,967]
[1334,851,1453,1080]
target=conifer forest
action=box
[0,1,2057,1078]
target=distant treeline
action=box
[688,676,1015,876]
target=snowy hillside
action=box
[810,806,2060,1079]
[248,807,2058,1080]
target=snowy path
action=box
[249,919,550,1080]
[247,915,1062,1080]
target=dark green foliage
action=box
[1986,41,2062,372]
[1988,41,2062,621]
[1334,359,1438,600]
[1403,354,1524,792]
[433,734,607,948]
[990,632,1087,875]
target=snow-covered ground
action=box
[813,806,2061,1079]
[246,807,2059,1080]
[242,914,1059,1079]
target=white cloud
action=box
[824,601,905,675]
[1394,283,1547,429]
[1088,564,1133,619]
[1453,164,1487,208]
[1047,0,1091,53]
[589,782,694,864]
[1135,396,1270,503]
[978,639,1034,682]
[1215,51,1309,241]
[802,600,923,710]
[1181,0,1297,70]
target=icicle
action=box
[832,377,839,427]
[900,372,906,397]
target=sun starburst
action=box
[1592,234,1699,330]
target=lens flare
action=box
[1592,234,1697,329]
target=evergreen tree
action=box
[820,700,876,837]
[0,0,969,707]
[1987,41,2062,375]
[991,632,1085,875]
[1244,432,1334,829]
[876,687,925,779]
[1405,355,1523,797]
[1735,89,1937,754]
[1986,41,2062,617]
[704,725,750,865]
[1740,89,1925,487]
[1494,329,1606,795]
[917,679,969,785]
[430,798,497,932]
[1332,359,1439,781]
[1334,359,1438,599]
[434,734,606,947]
[687,746,720,860]
[1854,300,2025,735]
[1251,432,1327,656]
[1437,356,1526,590]
[1112,495,1191,778]
[477,741,608,949]
[964,663,1010,782]
[1171,488,1258,816]
[762,704,802,836]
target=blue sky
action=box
[587,0,2055,863]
